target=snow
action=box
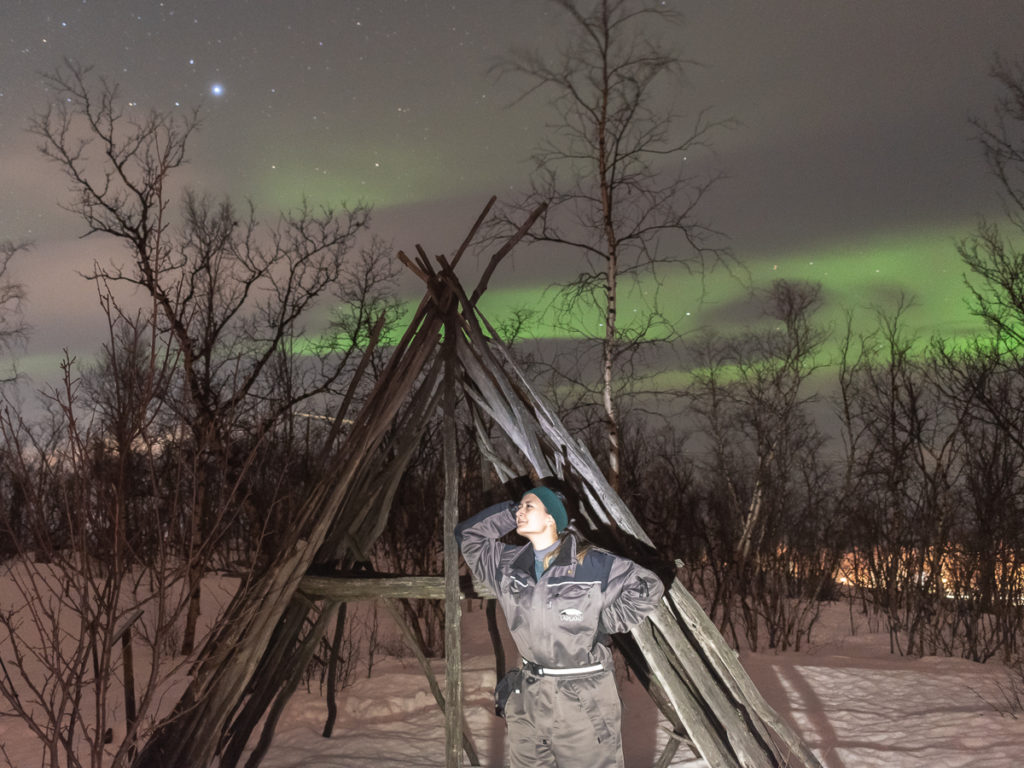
[252,600,1024,768]
[2,576,1023,767]
[745,644,1021,768]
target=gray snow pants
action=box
[504,668,623,768]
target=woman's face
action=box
[515,492,555,537]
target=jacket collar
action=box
[511,533,579,579]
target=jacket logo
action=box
[559,608,584,623]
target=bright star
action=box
[210,83,224,97]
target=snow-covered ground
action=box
[255,600,1024,768]
[1,574,1022,767]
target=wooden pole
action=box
[442,304,464,768]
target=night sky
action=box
[2,1,1024,389]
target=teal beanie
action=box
[522,486,568,532]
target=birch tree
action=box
[495,0,733,489]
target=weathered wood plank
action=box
[298,575,448,601]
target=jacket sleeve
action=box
[454,501,517,595]
[598,556,664,635]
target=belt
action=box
[522,659,604,677]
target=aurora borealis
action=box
[1,1,1023,387]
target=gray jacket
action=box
[455,501,664,669]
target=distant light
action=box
[211,83,224,97]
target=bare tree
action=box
[685,281,834,651]
[836,297,975,657]
[951,55,1024,451]
[969,54,1024,258]
[494,0,734,490]
[0,341,198,768]
[0,239,29,379]
[887,56,1024,660]
[941,402,1024,661]
[30,60,380,653]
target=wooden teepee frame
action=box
[131,199,822,768]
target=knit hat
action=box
[522,486,568,532]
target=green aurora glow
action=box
[294,223,990,380]
[476,225,987,344]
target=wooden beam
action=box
[298,575,448,601]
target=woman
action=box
[455,484,664,768]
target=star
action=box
[210,83,224,97]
